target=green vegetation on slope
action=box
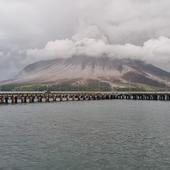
[0,81,112,91]
[0,81,169,92]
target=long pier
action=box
[0,91,170,104]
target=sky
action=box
[1,0,170,80]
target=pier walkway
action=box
[0,91,170,104]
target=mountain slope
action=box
[4,56,170,91]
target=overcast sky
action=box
[1,0,170,80]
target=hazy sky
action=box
[1,0,170,80]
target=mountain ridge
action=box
[2,56,170,91]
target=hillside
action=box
[1,56,170,91]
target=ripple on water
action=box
[0,101,170,170]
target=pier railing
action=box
[0,91,170,104]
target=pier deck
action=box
[0,91,170,104]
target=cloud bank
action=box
[1,0,170,80]
[27,36,170,70]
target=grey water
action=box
[0,101,170,170]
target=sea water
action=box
[0,100,170,170]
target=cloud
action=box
[1,0,170,80]
[27,39,76,61]
[143,36,170,70]
[74,0,170,44]
[27,36,170,71]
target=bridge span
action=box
[0,91,170,104]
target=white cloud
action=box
[1,0,170,80]
[27,39,75,61]
[26,36,170,71]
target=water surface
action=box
[0,100,170,170]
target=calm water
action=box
[0,101,170,170]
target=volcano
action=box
[3,56,170,91]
